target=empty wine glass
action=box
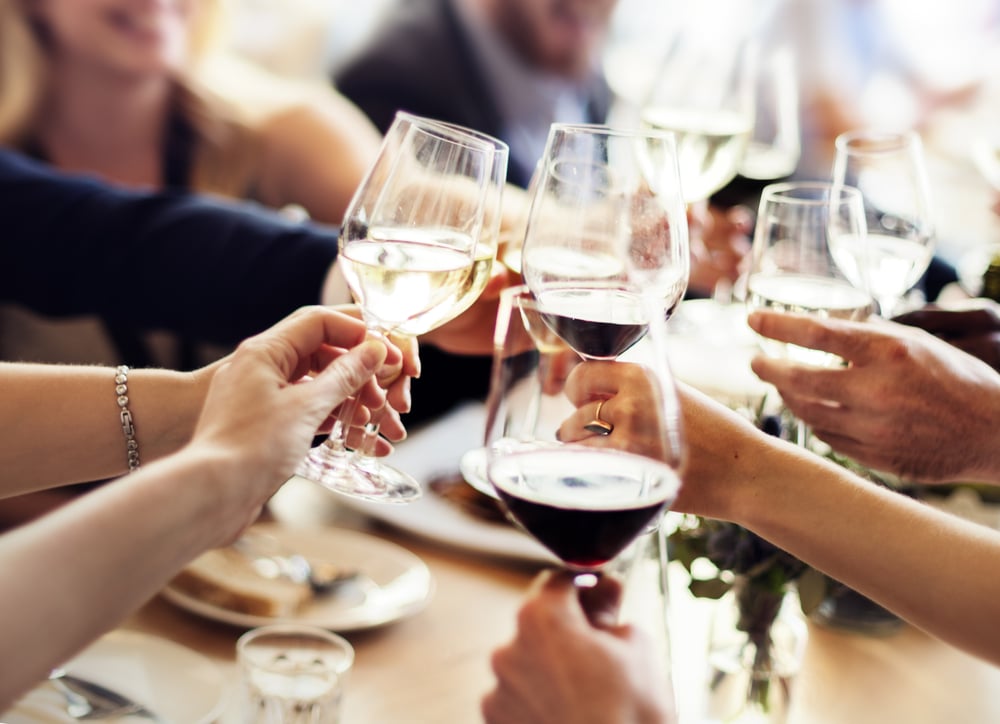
[484,284,684,577]
[745,181,873,445]
[830,129,936,317]
[295,112,501,502]
[520,123,690,360]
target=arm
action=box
[673,384,1000,667]
[0,149,339,344]
[0,307,394,707]
[482,572,675,724]
[747,310,1000,483]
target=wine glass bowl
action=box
[831,129,936,317]
[520,123,689,362]
[484,286,684,574]
[746,181,873,367]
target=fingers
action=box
[577,574,624,629]
[750,355,852,404]
[295,339,388,424]
[747,310,880,364]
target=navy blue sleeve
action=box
[0,149,339,345]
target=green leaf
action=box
[795,568,829,615]
[689,577,732,599]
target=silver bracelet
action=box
[114,365,140,471]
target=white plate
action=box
[298,403,555,565]
[161,524,433,631]
[2,630,227,724]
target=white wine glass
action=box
[745,181,873,444]
[639,4,756,204]
[484,284,684,577]
[295,112,501,502]
[830,129,936,317]
[520,123,690,361]
[738,43,800,182]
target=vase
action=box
[810,581,904,636]
[704,580,807,724]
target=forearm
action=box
[0,364,208,494]
[739,442,1000,664]
[0,448,233,707]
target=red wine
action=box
[489,447,680,569]
[536,285,648,359]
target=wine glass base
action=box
[295,447,422,504]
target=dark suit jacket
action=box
[334,0,613,189]
[334,0,613,421]
[0,148,337,346]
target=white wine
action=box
[738,142,798,180]
[828,232,933,308]
[339,227,473,330]
[746,273,872,366]
[640,107,752,202]
[397,247,495,335]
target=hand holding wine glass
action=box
[830,129,936,317]
[484,286,684,575]
[295,112,504,502]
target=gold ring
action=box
[583,400,614,436]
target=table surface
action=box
[117,476,1000,724]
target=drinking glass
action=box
[745,181,872,444]
[830,129,936,317]
[484,285,685,578]
[520,122,690,354]
[295,112,501,502]
[237,624,354,724]
[639,4,756,204]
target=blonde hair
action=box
[0,0,262,199]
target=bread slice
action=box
[170,546,312,618]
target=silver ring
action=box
[583,400,614,436]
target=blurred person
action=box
[0,306,407,707]
[334,0,749,417]
[748,308,1000,483]
[0,0,382,369]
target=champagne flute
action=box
[484,285,684,577]
[295,112,499,502]
[520,123,690,361]
[745,181,873,444]
[830,129,936,317]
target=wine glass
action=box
[639,5,756,205]
[484,284,685,577]
[830,129,936,317]
[520,123,690,357]
[295,112,501,502]
[745,181,873,444]
[738,43,800,182]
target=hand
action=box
[419,264,519,355]
[687,201,752,296]
[186,306,405,538]
[892,300,1000,372]
[748,310,1000,483]
[482,571,675,724]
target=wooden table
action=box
[119,478,1000,724]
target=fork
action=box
[232,530,361,595]
[49,669,166,722]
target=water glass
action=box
[237,624,354,724]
